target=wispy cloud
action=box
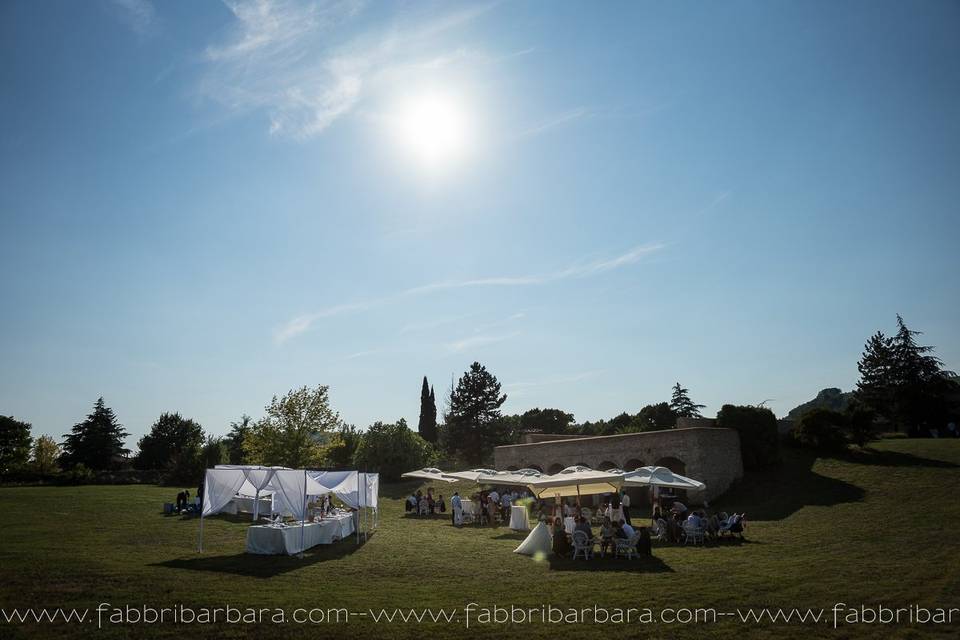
[199,0,496,140]
[273,243,664,343]
[445,331,520,354]
[107,0,157,38]
[694,191,733,216]
[518,107,590,138]
[506,370,605,391]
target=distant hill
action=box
[786,388,853,421]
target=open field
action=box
[2,439,959,639]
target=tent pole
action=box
[198,512,204,553]
[299,469,307,559]
[197,469,207,553]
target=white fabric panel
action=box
[242,468,277,520]
[202,469,247,516]
[362,473,379,508]
[271,470,308,521]
[307,471,361,508]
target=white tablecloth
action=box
[509,505,530,531]
[460,499,478,516]
[246,513,355,555]
[563,516,576,535]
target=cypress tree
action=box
[417,376,438,443]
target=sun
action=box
[391,91,472,170]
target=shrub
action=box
[352,419,435,482]
[793,408,849,452]
[716,404,781,470]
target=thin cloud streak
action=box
[108,0,157,37]
[445,331,520,354]
[274,243,664,343]
[518,107,590,138]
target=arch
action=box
[598,461,619,471]
[574,462,591,469]
[547,463,565,474]
[655,456,686,474]
[506,465,519,471]
[623,458,644,472]
[526,464,543,473]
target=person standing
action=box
[451,492,462,527]
[621,489,632,526]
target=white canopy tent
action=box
[199,467,379,555]
[400,468,458,483]
[475,468,543,487]
[441,468,498,482]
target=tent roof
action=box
[400,468,458,483]
[475,469,543,486]
[442,468,498,482]
[525,465,631,498]
[623,465,706,491]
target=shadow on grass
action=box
[547,554,673,573]
[838,447,959,469]
[152,535,372,578]
[715,449,866,521]
[492,532,528,541]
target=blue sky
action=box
[1,0,958,447]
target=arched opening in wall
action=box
[623,458,644,471]
[506,466,518,471]
[574,462,591,469]
[547,463,565,474]
[654,456,688,505]
[655,456,686,474]
[527,464,543,473]
[598,461,618,471]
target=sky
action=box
[1,0,959,448]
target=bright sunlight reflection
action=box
[390,91,473,171]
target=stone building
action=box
[493,425,743,505]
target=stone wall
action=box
[494,427,743,504]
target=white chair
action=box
[571,531,594,560]
[614,534,640,559]
[651,518,670,543]
[682,521,704,545]
[418,500,430,516]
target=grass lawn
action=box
[1,438,959,639]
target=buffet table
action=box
[246,513,355,555]
[509,504,530,531]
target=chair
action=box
[418,500,430,516]
[650,518,670,543]
[571,531,594,560]
[719,514,745,539]
[614,533,640,559]
[682,521,705,545]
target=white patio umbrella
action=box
[622,466,706,492]
[524,465,634,499]
[400,468,458,483]
[441,468,499,482]
[475,468,542,486]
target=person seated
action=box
[637,527,652,556]
[437,495,446,513]
[574,515,594,541]
[599,516,615,555]
[552,517,572,557]
[687,511,702,529]
[406,494,417,513]
[620,519,636,539]
[613,520,628,539]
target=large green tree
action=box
[519,408,575,435]
[134,412,204,470]
[0,416,33,474]
[60,398,129,470]
[669,383,705,418]
[352,419,434,482]
[224,414,253,465]
[856,316,958,433]
[243,385,340,467]
[417,377,438,443]
[32,435,60,475]
[442,362,508,465]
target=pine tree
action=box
[669,383,705,418]
[856,331,896,422]
[61,397,130,470]
[443,362,508,465]
[417,376,438,443]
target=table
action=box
[509,505,530,531]
[460,499,479,517]
[246,513,355,555]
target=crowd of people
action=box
[405,488,447,515]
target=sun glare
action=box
[391,91,472,171]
